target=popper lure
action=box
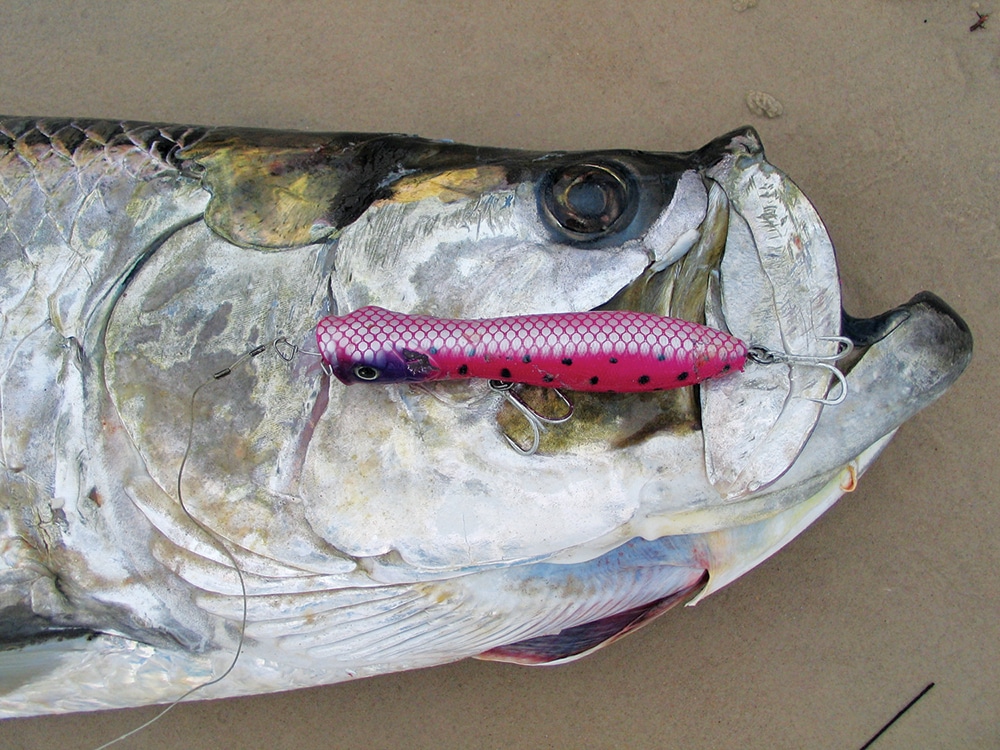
[316,306,749,393]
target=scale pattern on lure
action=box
[317,306,748,392]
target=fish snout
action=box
[843,291,973,388]
[767,291,972,493]
[838,290,973,436]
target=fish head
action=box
[104,126,971,581]
[292,128,969,568]
[0,121,973,716]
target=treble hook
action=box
[747,336,854,406]
[488,380,574,456]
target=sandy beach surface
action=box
[0,1,997,748]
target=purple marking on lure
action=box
[316,306,748,392]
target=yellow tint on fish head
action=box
[387,166,508,204]
[188,144,345,250]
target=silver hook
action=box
[807,362,849,406]
[488,380,574,456]
[747,336,853,406]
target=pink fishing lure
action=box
[316,306,747,393]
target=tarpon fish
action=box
[0,118,971,718]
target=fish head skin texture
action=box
[0,120,971,716]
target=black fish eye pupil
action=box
[567,181,608,216]
[353,364,380,381]
[542,162,635,240]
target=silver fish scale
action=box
[0,120,208,355]
[0,118,213,643]
[0,119,206,263]
[0,118,209,176]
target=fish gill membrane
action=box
[0,119,972,745]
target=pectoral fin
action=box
[476,569,708,665]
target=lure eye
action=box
[541,162,636,240]
[352,364,381,381]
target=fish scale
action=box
[317,306,748,392]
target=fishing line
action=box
[90,344,274,750]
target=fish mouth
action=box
[500,129,973,501]
[765,290,972,497]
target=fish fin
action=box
[475,569,708,665]
[0,635,92,698]
[0,634,213,717]
[192,538,708,677]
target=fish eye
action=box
[541,162,637,240]
[353,364,381,381]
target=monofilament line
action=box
[91,348,262,750]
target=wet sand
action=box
[0,1,997,747]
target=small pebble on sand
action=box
[733,0,758,10]
[745,90,784,118]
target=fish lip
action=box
[853,290,974,404]
[841,305,912,349]
[841,290,972,348]
[898,291,971,337]
[841,291,973,373]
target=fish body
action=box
[317,306,747,390]
[0,118,971,717]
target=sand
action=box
[0,1,997,747]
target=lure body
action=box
[316,306,747,392]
